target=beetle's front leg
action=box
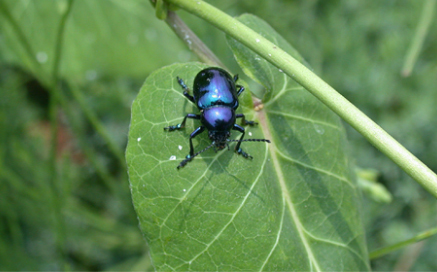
[177,76,195,104]
[232,74,246,97]
[164,114,200,131]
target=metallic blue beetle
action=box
[164,67,270,169]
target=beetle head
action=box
[208,130,230,150]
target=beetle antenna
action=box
[177,141,216,169]
[227,139,271,143]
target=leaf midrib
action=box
[257,108,322,272]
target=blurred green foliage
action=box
[0,0,436,270]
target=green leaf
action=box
[127,16,369,271]
[227,14,369,270]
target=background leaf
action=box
[127,14,369,268]
[0,0,191,81]
[2,0,436,270]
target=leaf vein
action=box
[259,196,286,271]
[182,143,270,267]
[275,149,354,188]
[258,110,322,272]
[304,231,370,269]
[266,110,341,130]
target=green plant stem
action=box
[401,0,436,77]
[67,81,126,170]
[1,0,126,198]
[0,1,50,85]
[57,87,129,206]
[165,11,226,68]
[369,227,437,259]
[165,0,437,198]
[48,0,75,269]
[52,0,75,84]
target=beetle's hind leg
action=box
[236,113,257,126]
[164,113,200,131]
[176,76,195,104]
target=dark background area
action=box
[0,0,436,270]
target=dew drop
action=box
[36,51,48,63]
[178,145,183,150]
[315,125,325,135]
[169,155,176,160]
[248,132,252,136]
[137,137,142,142]
[255,38,260,43]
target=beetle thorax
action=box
[201,106,236,132]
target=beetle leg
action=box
[164,114,200,131]
[236,113,257,126]
[236,85,245,97]
[177,76,195,104]
[233,74,246,97]
[232,124,252,159]
[188,126,205,157]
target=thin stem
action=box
[0,1,50,85]
[401,0,436,77]
[165,10,227,68]
[52,0,75,85]
[165,0,437,198]
[392,241,425,271]
[48,0,75,269]
[67,81,126,170]
[0,0,126,197]
[57,90,128,202]
[369,227,437,259]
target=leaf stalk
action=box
[369,227,437,259]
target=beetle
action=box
[164,67,270,169]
